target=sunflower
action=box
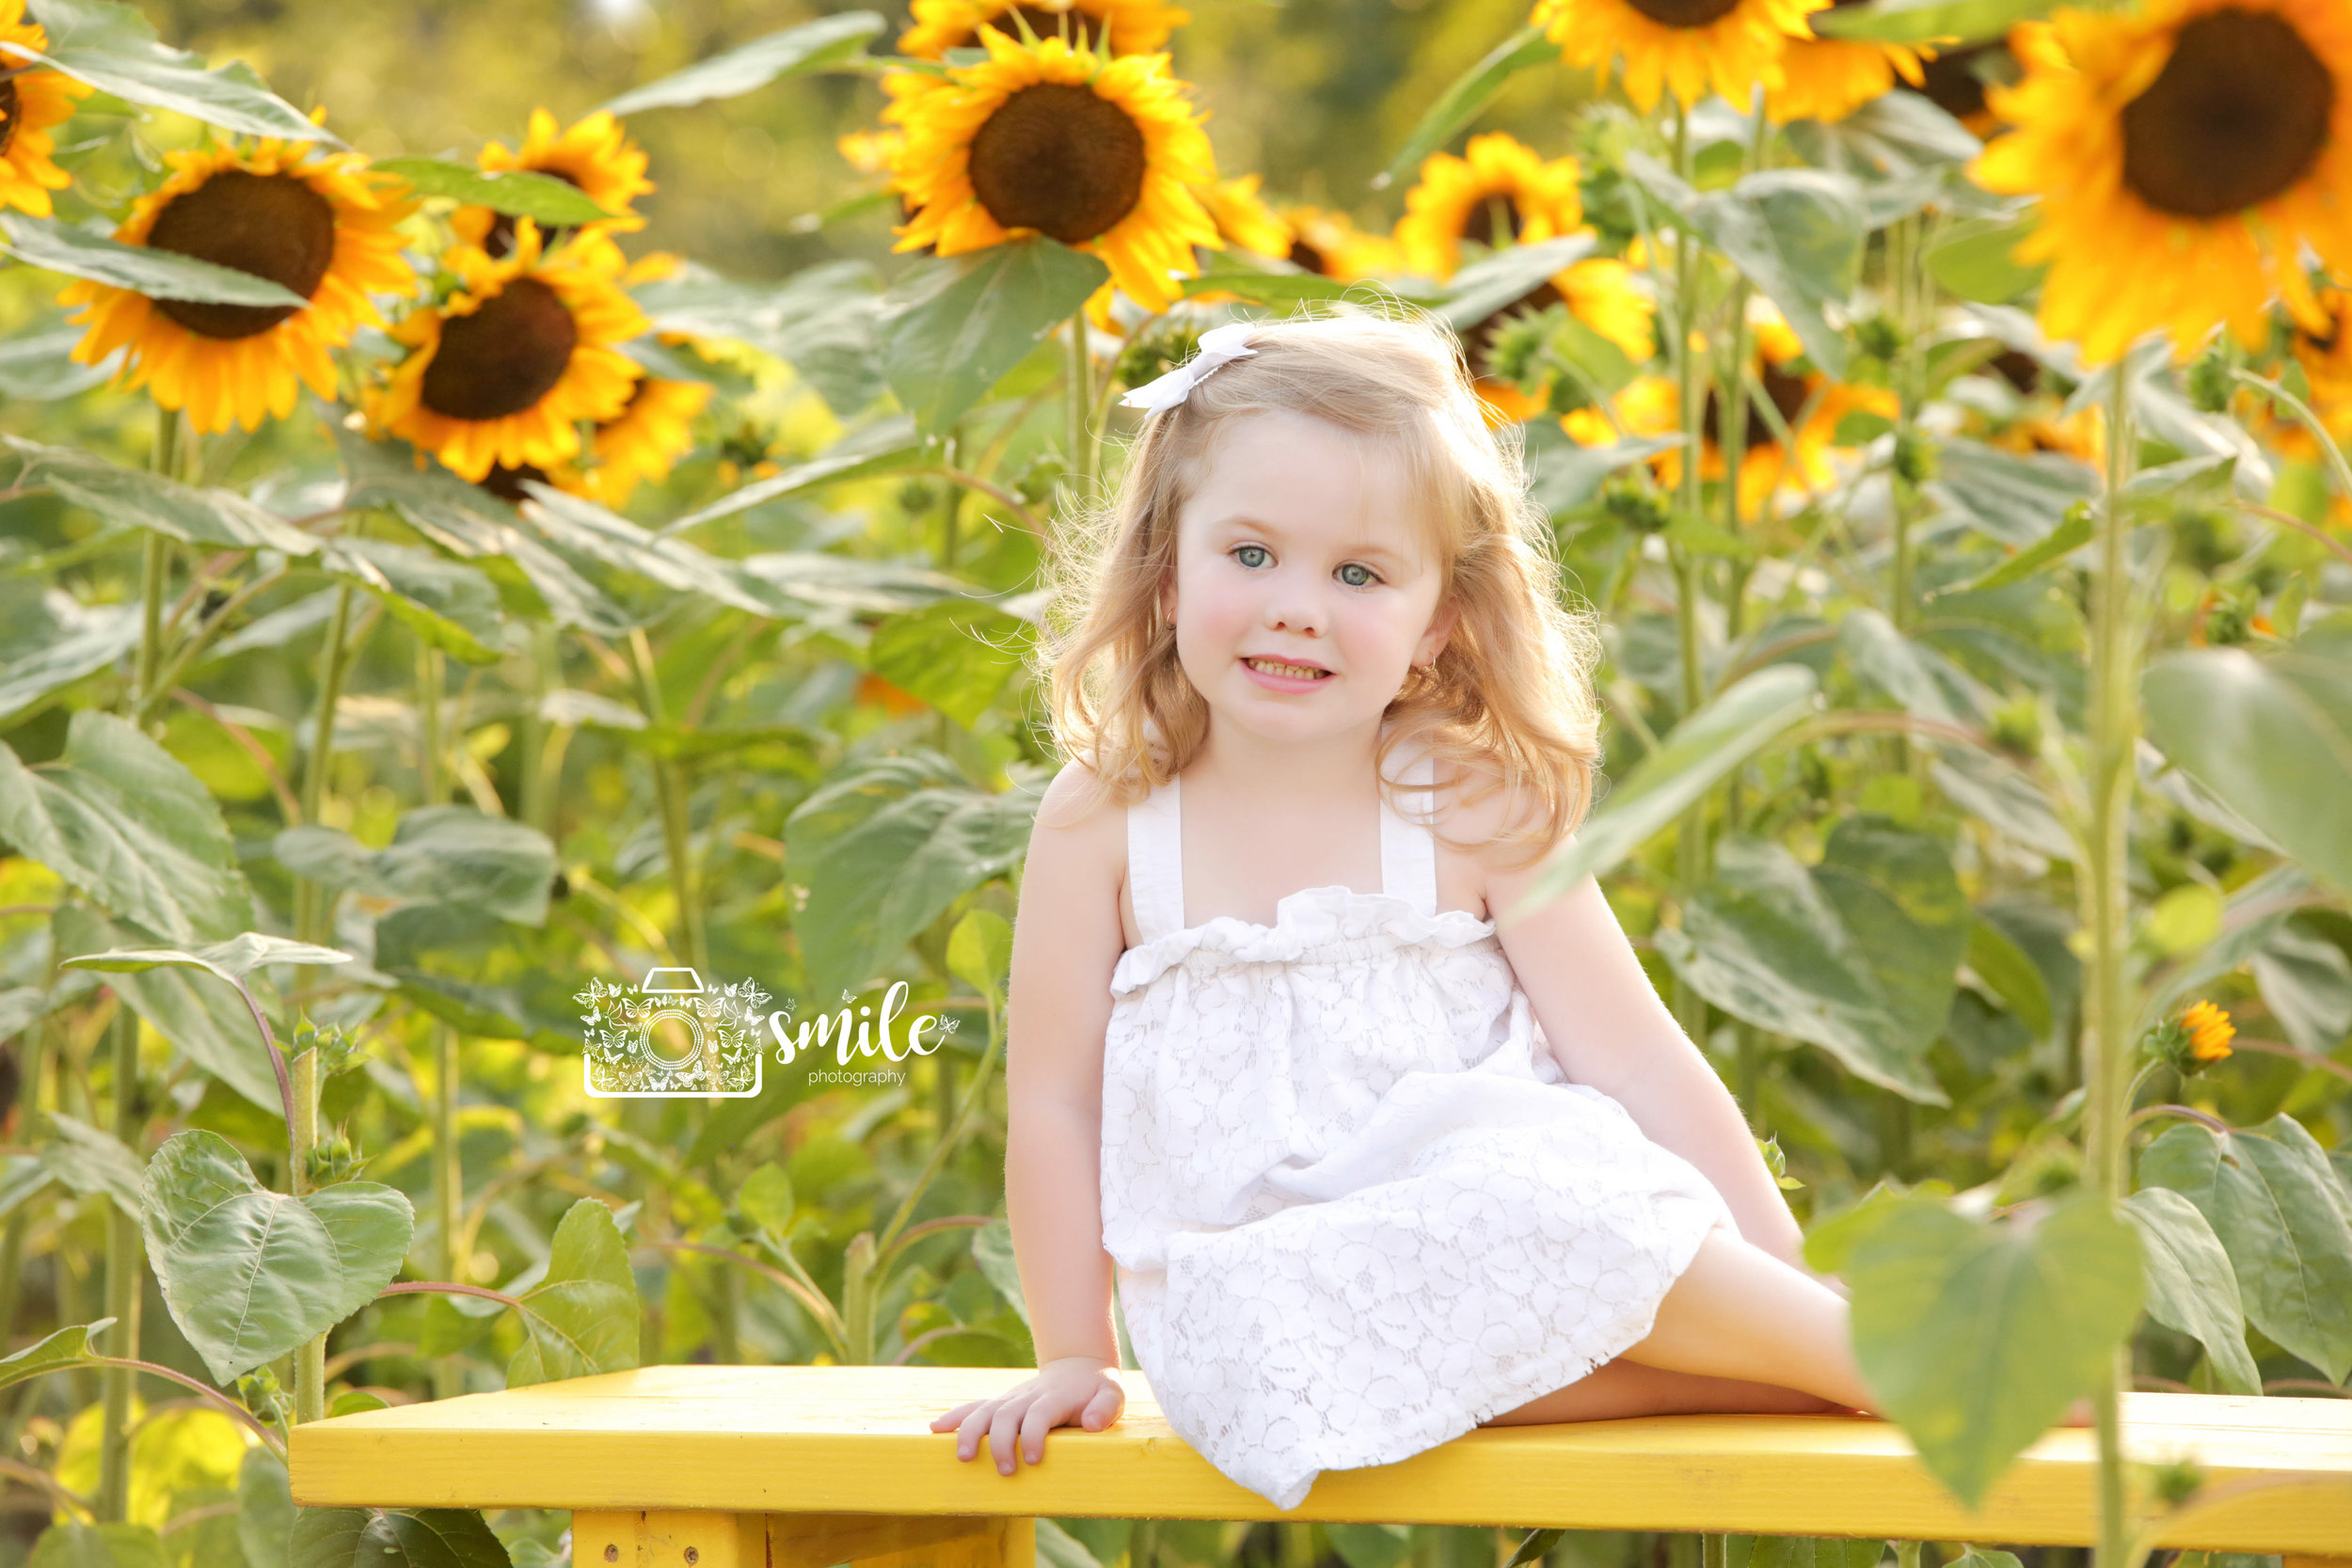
[838,128,904,177]
[573,375,713,505]
[2183,999,2235,1062]
[899,0,1188,58]
[368,222,646,483]
[60,137,417,435]
[2292,279,2352,409]
[1198,173,1292,259]
[1972,0,2352,365]
[1530,0,1827,113]
[450,109,652,261]
[888,30,1219,315]
[0,2,90,216]
[1395,133,1585,280]
[1565,307,1891,515]
[1768,0,1931,123]
[1467,258,1659,420]
[1282,206,1404,280]
[1910,38,2010,134]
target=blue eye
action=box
[1338,562,1376,587]
[1234,545,1270,568]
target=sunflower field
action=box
[0,0,2348,1564]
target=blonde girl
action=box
[930,307,1873,1512]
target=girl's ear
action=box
[1415,596,1461,667]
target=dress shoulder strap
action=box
[1126,774,1186,942]
[1378,749,1439,917]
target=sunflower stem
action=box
[416,637,466,1402]
[95,1006,141,1522]
[132,407,181,728]
[2082,356,2138,1568]
[294,584,360,939]
[1667,95,1711,1044]
[1066,309,1097,506]
[631,626,708,975]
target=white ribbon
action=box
[1118,322,1258,417]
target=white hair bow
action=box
[1118,322,1258,417]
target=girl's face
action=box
[1166,408,1457,748]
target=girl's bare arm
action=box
[1484,850,1808,1269]
[932,763,1132,1473]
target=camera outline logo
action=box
[577,966,770,1099]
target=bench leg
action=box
[575,1512,1036,1568]
[575,1511,769,1568]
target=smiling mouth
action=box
[1244,657,1331,680]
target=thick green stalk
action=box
[294,586,359,939]
[95,405,184,1502]
[630,627,708,975]
[95,1009,141,1521]
[289,583,358,1427]
[521,622,559,836]
[1667,101,1712,1041]
[1067,311,1096,504]
[417,641,467,1400]
[2080,365,2137,1568]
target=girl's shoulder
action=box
[1425,756,1551,855]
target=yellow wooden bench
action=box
[288,1367,2352,1568]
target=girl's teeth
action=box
[1250,659,1325,679]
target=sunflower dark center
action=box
[480,463,550,504]
[420,277,580,421]
[1991,349,2042,394]
[1624,0,1745,28]
[956,6,1104,50]
[1459,194,1528,250]
[1702,360,1810,450]
[1289,237,1330,274]
[0,81,20,159]
[968,81,1146,244]
[482,168,586,261]
[2120,8,2334,218]
[147,170,335,341]
[1913,41,1997,119]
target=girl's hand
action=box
[930,1355,1126,1476]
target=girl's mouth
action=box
[1242,656,1332,690]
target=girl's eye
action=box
[1234,545,1270,568]
[1338,563,1376,588]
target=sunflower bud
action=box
[1989,694,2042,762]
[2185,346,2234,414]
[1855,313,1905,364]
[1892,427,1938,487]
[1600,478,1672,534]
[2142,999,2234,1073]
[1485,305,1566,393]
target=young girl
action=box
[930,309,1875,1512]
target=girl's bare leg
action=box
[1625,1227,1875,1409]
[1480,1358,1842,1426]
[1487,1227,1878,1423]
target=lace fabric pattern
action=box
[1098,763,1737,1511]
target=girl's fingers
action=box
[931,1401,979,1430]
[953,1399,1003,1460]
[1018,1395,1064,1465]
[987,1395,1032,1474]
[1082,1383,1122,1429]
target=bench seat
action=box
[286,1367,2352,1565]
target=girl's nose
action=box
[1264,572,1327,636]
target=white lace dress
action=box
[1099,755,1738,1511]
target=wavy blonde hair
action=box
[1041,304,1602,859]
